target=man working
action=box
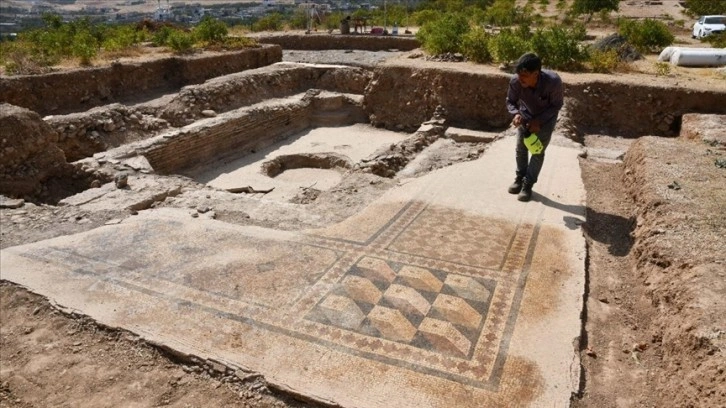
[505,53,564,202]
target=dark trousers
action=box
[515,117,557,185]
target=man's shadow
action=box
[533,193,633,256]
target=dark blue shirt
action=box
[506,69,564,124]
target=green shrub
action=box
[151,26,175,46]
[288,10,308,30]
[484,0,518,27]
[654,61,671,76]
[588,48,619,73]
[411,9,439,27]
[194,16,228,43]
[618,18,674,53]
[703,32,726,48]
[71,30,98,65]
[487,28,530,63]
[167,30,194,54]
[0,40,51,75]
[685,0,726,16]
[324,12,345,31]
[102,25,141,52]
[251,13,284,32]
[461,26,492,63]
[531,26,587,70]
[416,13,470,55]
[570,0,619,17]
[220,36,257,50]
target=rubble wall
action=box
[364,65,513,132]
[0,45,282,116]
[255,34,420,51]
[158,64,371,127]
[142,100,313,175]
[0,104,76,198]
[564,81,726,137]
[365,63,726,136]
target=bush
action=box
[654,61,671,76]
[151,26,175,47]
[531,26,587,70]
[251,13,283,32]
[288,10,308,30]
[194,16,227,43]
[416,13,470,55]
[167,30,194,54]
[588,48,619,73]
[102,25,142,52]
[461,26,492,63]
[487,28,530,63]
[484,0,518,27]
[703,32,726,48]
[411,9,440,27]
[0,40,51,75]
[71,30,98,65]
[618,18,674,53]
[324,12,345,31]
[685,0,726,16]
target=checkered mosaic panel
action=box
[305,256,496,359]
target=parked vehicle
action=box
[692,15,726,39]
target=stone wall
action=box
[365,63,726,137]
[143,100,312,175]
[0,104,75,198]
[565,81,726,137]
[0,45,282,116]
[254,34,420,51]
[364,65,513,132]
[157,63,371,127]
[140,91,365,175]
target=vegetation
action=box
[0,13,257,74]
[0,0,703,76]
[570,0,620,18]
[685,0,726,16]
[416,13,470,54]
[460,26,492,63]
[618,18,674,53]
[703,33,726,48]
[588,48,619,73]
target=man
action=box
[505,53,564,202]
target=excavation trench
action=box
[1,46,725,408]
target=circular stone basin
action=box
[273,168,343,191]
[262,152,353,181]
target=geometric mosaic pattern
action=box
[306,256,496,359]
[292,202,538,389]
[12,199,538,391]
[388,206,516,269]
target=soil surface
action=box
[2,3,726,407]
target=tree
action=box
[571,0,620,19]
[685,0,726,16]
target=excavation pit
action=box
[193,123,409,202]
[1,47,725,408]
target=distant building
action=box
[154,0,171,21]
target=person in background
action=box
[505,52,564,202]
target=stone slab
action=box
[0,134,586,408]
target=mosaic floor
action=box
[1,135,586,407]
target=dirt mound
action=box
[623,136,726,408]
[0,104,80,201]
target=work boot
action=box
[518,180,533,202]
[508,177,523,194]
